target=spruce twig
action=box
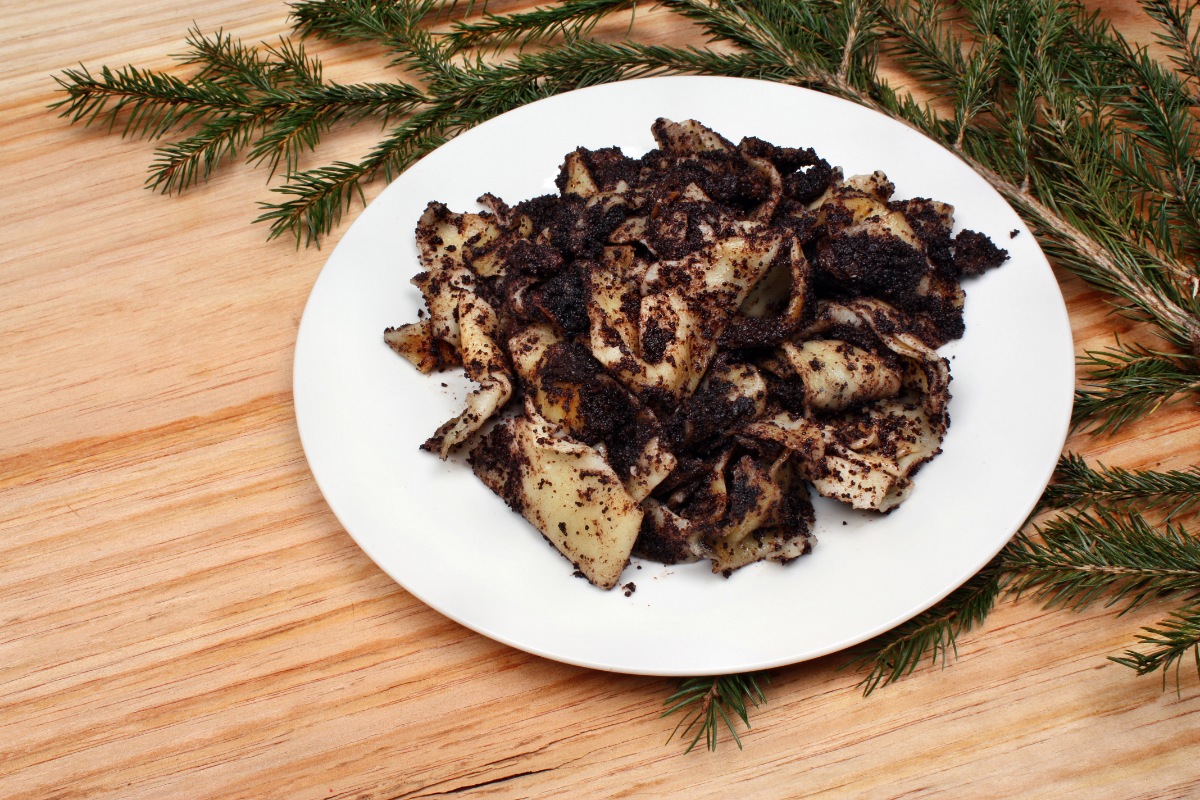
[1044,453,1200,519]
[1003,509,1200,688]
[1140,0,1200,86]
[841,556,1007,695]
[662,673,767,752]
[1073,342,1200,434]
[1004,509,1200,613]
[445,0,637,54]
[51,64,248,139]
[1110,604,1200,686]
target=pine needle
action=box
[1043,453,1200,519]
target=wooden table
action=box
[4,2,1198,797]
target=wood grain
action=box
[2,2,1198,798]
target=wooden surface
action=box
[3,2,1199,798]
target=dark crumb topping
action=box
[953,229,1009,277]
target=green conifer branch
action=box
[289,0,473,45]
[662,673,767,752]
[255,102,455,244]
[841,556,1007,695]
[1110,603,1200,685]
[148,110,266,192]
[1073,342,1200,433]
[445,0,637,54]
[1044,453,1200,519]
[1140,0,1200,93]
[51,64,251,139]
[1004,509,1200,613]
[177,27,276,89]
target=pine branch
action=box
[874,0,1200,360]
[289,0,408,43]
[661,0,824,61]
[662,673,767,752]
[671,0,861,89]
[1004,498,1200,687]
[445,0,637,54]
[1139,0,1200,88]
[839,497,1200,695]
[1044,453,1200,519]
[54,0,1200,368]
[1003,509,1200,685]
[841,555,1007,695]
[289,0,475,73]
[246,81,427,174]
[148,110,265,192]
[1073,342,1200,434]
[51,64,249,139]
[1116,48,1200,257]
[1110,603,1200,685]
[289,0,476,43]
[485,37,804,88]
[255,103,453,245]
[177,27,276,89]
[1004,508,1200,613]
[880,0,997,146]
[263,37,326,85]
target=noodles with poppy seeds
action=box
[384,119,1007,589]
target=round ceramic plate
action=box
[293,76,1074,676]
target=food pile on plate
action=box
[384,119,1007,589]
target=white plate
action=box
[293,76,1074,676]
